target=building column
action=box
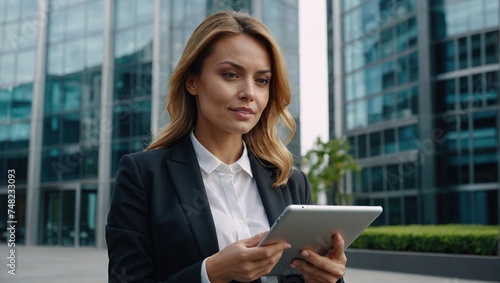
[332,0,343,139]
[95,0,115,249]
[25,0,49,245]
[417,0,436,224]
[151,0,161,135]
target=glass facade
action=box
[330,0,499,226]
[0,0,300,247]
[0,0,37,244]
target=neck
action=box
[193,129,243,164]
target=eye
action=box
[223,72,238,80]
[255,77,270,86]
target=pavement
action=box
[0,245,497,283]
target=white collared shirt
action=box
[190,133,278,283]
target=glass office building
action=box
[328,0,499,225]
[0,0,300,247]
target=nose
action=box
[239,79,255,101]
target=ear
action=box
[185,75,198,95]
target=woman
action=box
[106,10,346,283]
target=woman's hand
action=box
[206,232,291,283]
[290,233,347,283]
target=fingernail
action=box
[284,243,292,250]
[291,260,300,268]
[300,251,309,257]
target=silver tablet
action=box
[258,204,383,276]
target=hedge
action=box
[349,225,499,256]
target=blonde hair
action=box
[147,10,296,187]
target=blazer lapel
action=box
[249,154,287,226]
[166,136,219,258]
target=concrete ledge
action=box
[345,249,500,282]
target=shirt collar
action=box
[190,132,253,177]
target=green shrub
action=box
[349,225,499,256]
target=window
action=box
[388,197,401,225]
[485,31,499,64]
[458,37,468,69]
[380,28,394,58]
[436,78,456,112]
[369,132,381,157]
[399,124,418,151]
[471,34,481,67]
[458,76,469,109]
[436,41,455,73]
[358,134,367,158]
[384,129,396,154]
[386,164,400,191]
[371,166,383,192]
[367,96,383,124]
[382,92,395,121]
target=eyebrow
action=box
[216,61,272,74]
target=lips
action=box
[231,107,255,114]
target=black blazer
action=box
[106,136,344,283]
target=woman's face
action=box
[187,34,271,139]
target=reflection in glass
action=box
[407,17,417,47]
[402,162,417,189]
[469,0,484,31]
[471,34,481,67]
[396,20,407,51]
[404,196,418,224]
[388,197,401,225]
[80,190,97,246]
[399,124,418,151]
[87,0,104,34]
[485,71,498,105]
[386,164,400,191]
[8,122,30,149]
[43,116,60,146]
[86,35,103,68]
[48,10,65,43]
[115,29,135,61]
[458,37,468,69]
[459,76,469,109]
[436,41,455,73]
[485,0,499,27]
[369,132,381,157]
[380,28,394,58]
[371,166,383,192]
[41,148,60,182]
[367,96,382,124]
[485,31,499,64]
[47,43,64,76]
[0,89,11,122]
[358,134,367,158]
[64,39,85,74]
[16,50,35,84]
[66,4,85,39]
[384,128,396,154]
[0,55,15,85]
[408,52,418,82]
[63,76,82,111]
[136,0,153,23]
[11,85,32,119]
[115,0,135,29]
[62,112,80,144]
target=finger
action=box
[327,233,345,260]
[243,231,268,247]
[292,249,345,280]
[292,258,343,283]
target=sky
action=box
[298,0,329,156]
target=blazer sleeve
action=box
[106,154,203,283]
